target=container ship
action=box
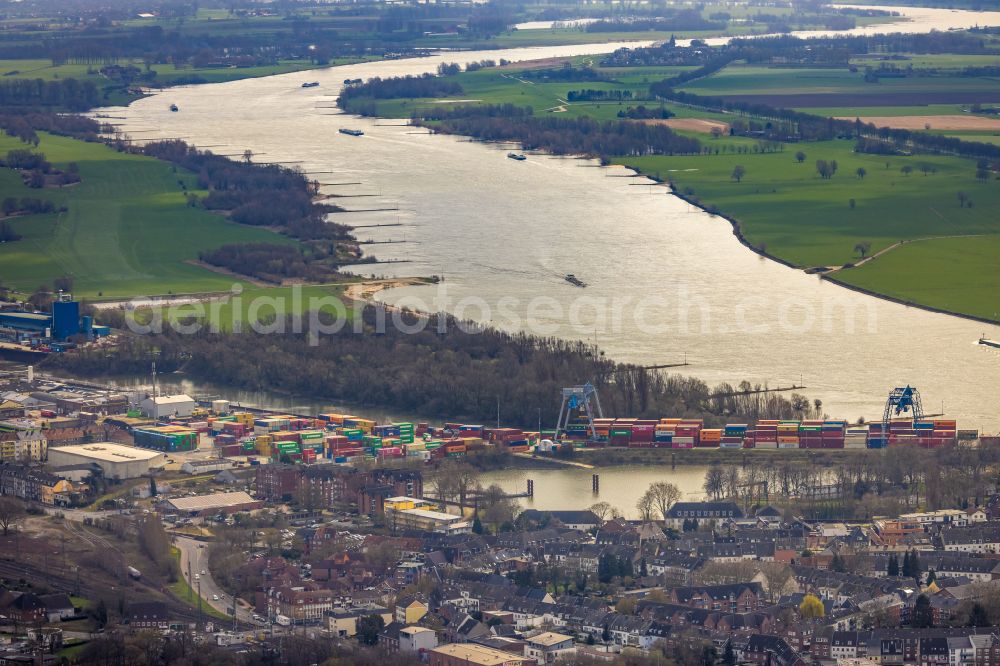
[339,128,364,137]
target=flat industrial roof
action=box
[400,626,435,635]
[400,508,460,522]
[527,631,573,647]
[48,442,164,463]
[430,644,525,665]
[144,394,194,405]
[0,312,51,322]
[166,491,256,512]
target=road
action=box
[43,504,259,627]
[174,535,256,625]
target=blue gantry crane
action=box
[555,382,604,441]
[882,385,924,437]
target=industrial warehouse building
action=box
[46,443,165,480]
[0,296,110,347]
[180,459,235,475]
[163,491,262,516]
[140,394,196,419]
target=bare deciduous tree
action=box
[589,501,613,523]
[636,491,656,524]
[0,498,25,536]
[648,481,682,524]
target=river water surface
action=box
[104,6,1000,432]
[480,464,711,519]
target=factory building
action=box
[0,295,109,348]
[46,442,165,480]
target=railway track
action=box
[2,522,214,625]
[0,558,95,598]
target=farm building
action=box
[140,394,196,419]
[46,442,165,480]
[163,491,262,516]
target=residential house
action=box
[830,631,867,660]
[127,601,170,631]
[0,423,47,462]
[518,510,601,532]
[0,465,74,504]
[648,553,705,584]
[399,625,438,653]
[665,502,745,530]
[668,583,766,613]
[0,592,46,623]
[266,585,335,622]
[941,527,1000,554]
[524,632,576,664]
[325,604,392,638]
[395,596,428,625]
[740,635,807,666]
[38,594,75,622]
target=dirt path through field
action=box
[643,118,731,133]
[834,114,1000,131]
[825,233,993,273]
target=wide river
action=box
[106,5,1000,433]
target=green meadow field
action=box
[621,140,1000,265]
[830,235,1000,321]
[0,132,298,299]
[367,66,705,123]
[849,53,1000,69]
[678,64,1000,97]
